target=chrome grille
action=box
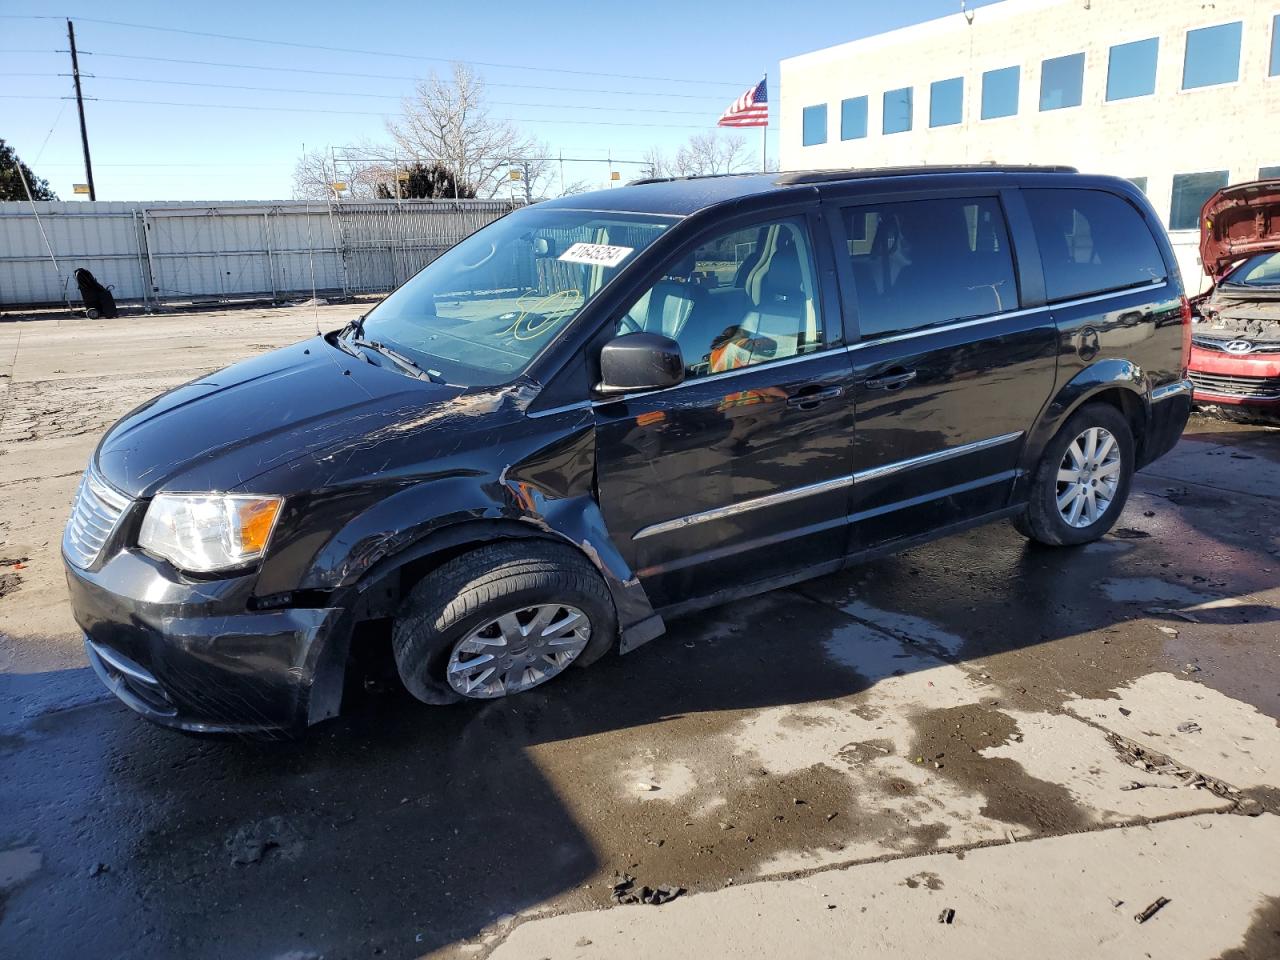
[1192,335,1280,355]
[63,466,132,569]
[1189,370,1280,401]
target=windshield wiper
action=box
[350,338,445,383]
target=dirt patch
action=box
[910,703,1091,834]
[1214,896,1280,960]
[903,870,943,890]
[0,572,20,602]
[569,762,862,906]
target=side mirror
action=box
[595,333,685,396]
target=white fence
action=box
[0,198,516,308]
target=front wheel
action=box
[391,541,616,705]
[1013,402,1135,546]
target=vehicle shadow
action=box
[2,477,1277,959]
[0,592,887,960]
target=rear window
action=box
[1023,189,1166,302]
[842,196,1019,340]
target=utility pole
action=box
[67,19,96,201]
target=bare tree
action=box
[387,63,548,200]
[674,131,754,177]
[639,132,756,181]
[291,149,335,200]
[639,146,671,180]
[291,147,389,200]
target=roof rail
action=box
[626,171,764,187]
[774,164,1078,186]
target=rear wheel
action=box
[391,541,616,705]
[1014,402,1135,546]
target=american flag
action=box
[718,78,768,128]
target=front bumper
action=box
[66,547,346,734]
[1188,345,1280,407]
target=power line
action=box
[11,71,716,116]
[74,51,730,101]
[0,14,746,87]
[48,95,726,130]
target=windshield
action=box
[353,207,676,385]
[1226,252,1280,288]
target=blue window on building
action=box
[1182,22,1242,89]
[1260,166,1280,180]
[882,86,913,134]
[1106,37,1158,100]
[1040,52,1084,110]
[1271,14,1280,76]
[1170,171,1228,230]
[929,77,963,127]
[981,66,1019,119]
[802,104,827,146]
[841,96,868,140]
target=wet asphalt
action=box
[1,416,1278,960]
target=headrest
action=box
[759,238,802,304]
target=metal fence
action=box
[0,198,516,309]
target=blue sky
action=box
[2,1,1001,201]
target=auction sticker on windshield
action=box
[558,242,634,268]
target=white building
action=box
[779,0,1280,291]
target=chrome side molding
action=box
[852,431,1024,484]
[1150,378,1192,402]
[632,430,1025,540]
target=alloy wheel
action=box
[445,603,591,698]
[1055,426,1121,528]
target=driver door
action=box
[592,212,856,610]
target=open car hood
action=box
[1200,179,1280,282]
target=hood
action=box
[95,336,469,497]
[1199,179,1280,282]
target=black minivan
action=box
[64,166,1192,732]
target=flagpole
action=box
[762,73,768,173]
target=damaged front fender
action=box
[251,403,663,656]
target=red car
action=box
[1190,180,1280,419]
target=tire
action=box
[1013,402,1135,547]
[391,541,617,705]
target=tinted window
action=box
[1272,15,1280,76]
[1106,37,1158,100]
[1182,22,1242,89]
[883,87,913,134]
[1127,177,1148,194]
[929,77,963,127]
[842,196,1018,340]
[1040,53,1085,110]
[802,104,827,146]
[616,218,824,379]
[1170,171,1228,230]
[1260,166,1280,180]
[1024,189,1166,301]
[981,66,1020,119]
[841,96,868,140]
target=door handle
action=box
[864,368,917,391]
[786,384,844,409]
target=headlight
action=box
[139,494,283,573]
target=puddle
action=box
[838,600,967,657]
[1100,577,1213,606]
[0,844,42,889]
